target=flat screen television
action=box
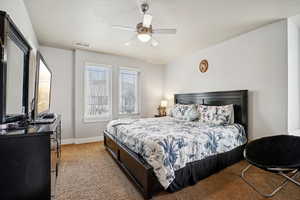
[33,52,52,119]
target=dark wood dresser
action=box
[0,116,61,200]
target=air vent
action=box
[73,42,90,48]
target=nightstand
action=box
[154,115,165,117]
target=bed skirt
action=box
[167,144,245,192]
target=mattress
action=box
[106,116,247,189]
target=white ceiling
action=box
[24,0,300,64]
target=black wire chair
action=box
[241,135,300,197]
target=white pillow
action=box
[197,104,234,125]
[217,104,234,124]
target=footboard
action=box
[103,131,163,199]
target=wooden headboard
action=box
[174,90,248,137]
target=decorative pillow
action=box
[197,105,218,124]
[217,104,234,124]
[198,104,234,125]
[170,104,199,121]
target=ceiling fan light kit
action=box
[138,33,151,42]
[112,1,177,47]
[137,22,152,42]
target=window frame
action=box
[83,62,112,123]
[118,67,141,116]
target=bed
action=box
[104,90,248,199]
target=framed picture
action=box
[199,59,208,73]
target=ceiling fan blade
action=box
[124,35,138,46]
[143,14,152,28]
[151,37,159,47]
[153,29,177,34]
[112,25,136,32]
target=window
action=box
[84,64,112,121]
[119,68,140,114]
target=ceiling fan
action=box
[112,0,177,47]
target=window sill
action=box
[118,113,140,117]
[83,118,112,123]
[119,112,140,115]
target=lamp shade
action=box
[160,100,168,107]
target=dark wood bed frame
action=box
[104,90,248,199]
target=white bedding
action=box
[107,116,247,188]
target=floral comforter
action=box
[106,117,247,189]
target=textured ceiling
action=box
[24,0,300,64]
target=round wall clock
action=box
[199,59,208,73]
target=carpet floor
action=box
[55,142,300,200]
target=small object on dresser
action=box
[154,114,164,117]
[43,113,56,119]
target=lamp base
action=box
[157,106,167,116]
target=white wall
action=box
[74,50,164,139]
[0,0,39,106]
[164,20,288,140]
[40,46,74,139]
[288,19,300,132]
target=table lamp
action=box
[158,100,168,116]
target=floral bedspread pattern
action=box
[106,117,247,189]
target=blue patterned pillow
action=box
[198,104,234,125]
[217,104,234,124]
[171,104,199,121]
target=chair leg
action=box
[279,170,300,187]
[240,164,298,198]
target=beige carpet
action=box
[55,142,300,200]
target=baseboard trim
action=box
[75,136,104,144]
[61,138,74,145]
[289,129,300,137]
[61,136,104,145]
